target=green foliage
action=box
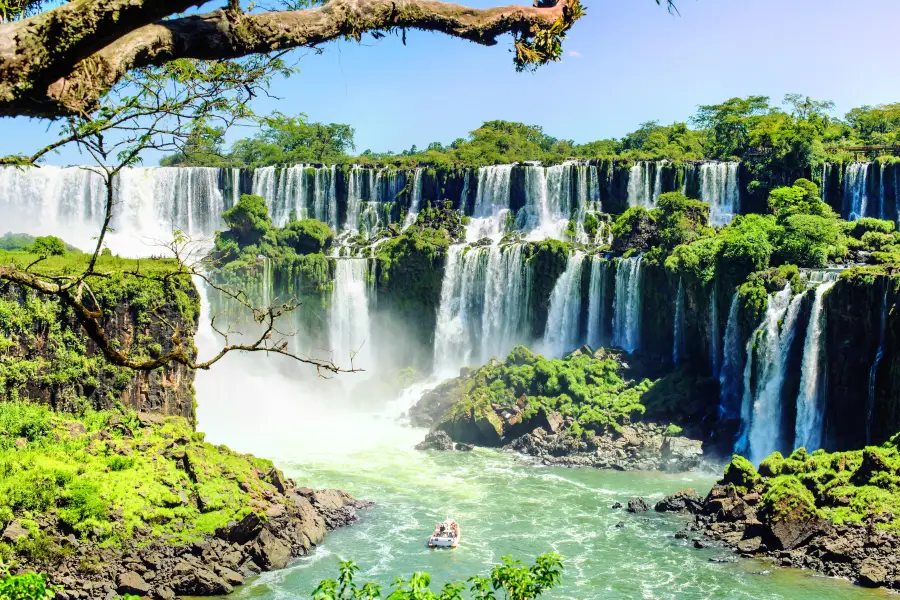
[221,194,272,247]
[227,113,355,167]
[722,455,761,493]
[611,207,655,252]
[849,217,896,239]
[773,213,842,267]
[312,553,563,600]
[30,236,66,257]
[277,219,335,255]
[439,346,685,435]
[0,403,287,550]
[767,181,832,219]
[653,192,712,250]
[0,569,56,600]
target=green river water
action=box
[195,361,888,600]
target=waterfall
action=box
[542,253,586,357]
[345,166,365,233]
[330,258,372,371]
[627,162,665,209]
[518,161,592,240]
[672,278,685,364]
[793,276,838,451]
[403,168,424,229]
[866,287,890,444]
[252,164,339,228]
[612,255,644,352]
[738,285,803,463]
[718,292,742,419]
[709,282,721,377]
[699,162,740,225]
[879,163,886,220]
[469,165,513,242]
[843,162,870,220]
[585,256,609,349]
[0,165,225,254]
[433,243,530,375]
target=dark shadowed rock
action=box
[627,497,651,513]
[117,571,151,596]
[172,567,233,596]
[654,489,703,514]
[251,529,291,570]
[859,559,888,587]
[415,430,456,451]
[219,512,262,544]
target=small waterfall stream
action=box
[718,293,742,419]
[585,257,609,349]
[672,278,685,364]
[736,284,798,462]
[402,168,424,229]
[793,274,838,451]
[433,243,530,375]
[866,287,890,444]
[543,253,586,357]
[329,258,372,372]
[699,162,740,225]
[612,255,644,352]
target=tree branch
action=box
[0,0,581,117]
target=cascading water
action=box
[709,282,721,377]
[542,253,586,357]
[672,278,685,364]
[433,243,530,376]
[329,258,372,373]
[866,287,890,444]
[612,255,643,353]
[402,168,424,229]
[469,165,513,242]
[843,162,870,220]
[517,161,595,240]
[718,292,742,419]
[793,273,838,451]
[737,284,801,463]
[699,162,740,225]
[585,256,609,349]
[626,161,666,209]
[345,166,365,233]
[0,165,224,253]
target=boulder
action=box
[215,565,245,586]
[859,559,888,587]
[737,536,762,554]
[654,489,703,514]
[1,520,29,543]
[627,497,651,513]
[219,511,262,544]
[660,437,703,472]
[117,571,151,596]
[251,529,291,570]
[172,567,233,596]
[415,430,456,451]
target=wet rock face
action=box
[503,422,706,473]
[33,486,370,599]
[415,430,473,452]
[693,481,900,590]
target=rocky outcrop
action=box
[504,422,705,473]
[30,487,368,600]
[682,451,900,590]
[0,277,199,424]
[415,430,474,452]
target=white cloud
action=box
[567,50,582,58]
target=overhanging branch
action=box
[0,0,581,117]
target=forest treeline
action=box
[162,95,900,176]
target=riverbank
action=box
[649,445,900,591]
[0,403,367,599]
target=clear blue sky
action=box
[3,0,899,164]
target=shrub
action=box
[276,218,334,254]
[849,217,896,239]
[221,194,271,246]
[30,236,66,257]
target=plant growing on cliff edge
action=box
[312,553,563,600]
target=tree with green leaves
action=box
[312,553,563,600]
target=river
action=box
[195,357,886,600]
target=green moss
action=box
[723,455,761,493]
[760,476,820,520]
[0,403,290,553]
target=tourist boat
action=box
[428,519,460,548]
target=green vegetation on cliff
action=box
[725,436,900,529]
[0,402,283,560]
[0,248,198,416]
[435,346,691,441]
